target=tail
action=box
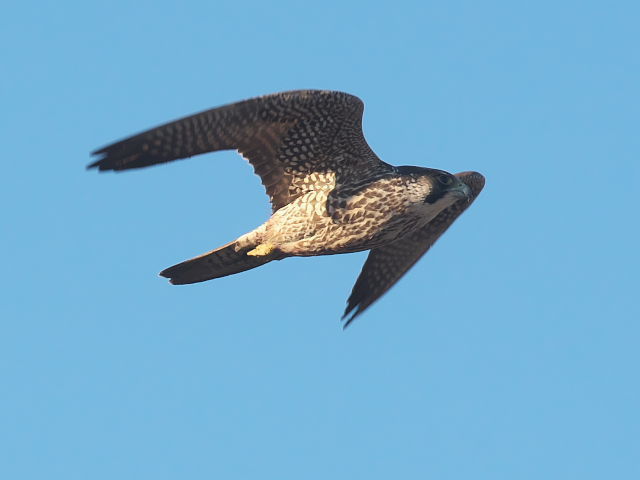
[159,240,278,285]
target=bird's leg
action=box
[246,242,276,257]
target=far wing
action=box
[342,171,485,327]
[89,90,389,211]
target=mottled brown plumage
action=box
[89,90,485,326]
[343,171,485,326]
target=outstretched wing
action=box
[89,90,389,211]
[342,171,485,327]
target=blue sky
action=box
[2,1,639,478]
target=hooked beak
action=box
[450,181,471,200]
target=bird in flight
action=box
[89,90,484,327]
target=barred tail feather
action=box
[160,241,276,285]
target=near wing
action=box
[89,90,388,211]
[342,171,485,327]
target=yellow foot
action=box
[246,243,276,257]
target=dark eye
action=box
[437,174,453,186]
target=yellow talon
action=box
[246,243,276,257]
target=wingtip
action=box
[341,306,360,330]
[87,144,111,169]
[86,153,114,172]
[86,160,100,171]
[456,171,486,191]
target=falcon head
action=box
[397,166,472,206]
[423,170,471,204]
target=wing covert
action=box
[89,90,387,211]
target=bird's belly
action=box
[264,187,439,256]
[269,209,420,256]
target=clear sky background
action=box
[2,1,639,479]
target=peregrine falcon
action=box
[89,90,485,327]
